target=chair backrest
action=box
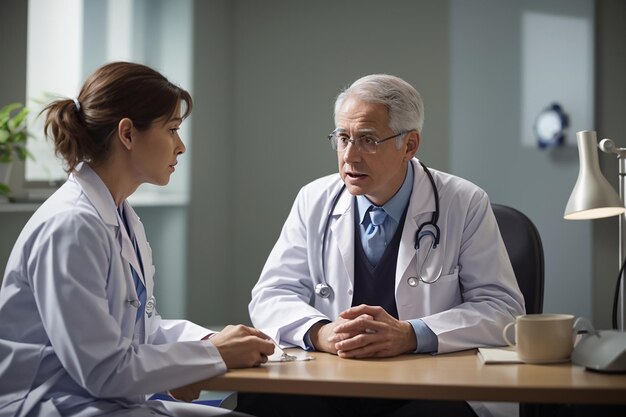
[492,204,545,314]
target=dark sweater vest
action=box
[351,206,408,319]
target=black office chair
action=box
[492,204,545,314]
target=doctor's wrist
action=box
[308,320,332,352]
[402,321,418,353]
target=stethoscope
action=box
[315,161,442,299]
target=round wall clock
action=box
[534,103,569,149]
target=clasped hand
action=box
[313,305,416,358]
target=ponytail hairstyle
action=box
[43,61,192,173]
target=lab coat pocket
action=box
[436,268,459,283]
[398,268,461,317]
[423,268,462,313]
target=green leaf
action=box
[0,102,22,118]
[0,102,31,163]
[11,131,27,144]
[0,182,10,196]
[15,147,29,160]
[0,145,10,160]
[0,103,23,127]
[8,107,29,131]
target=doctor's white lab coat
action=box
[250,159,525,350]
[249,158,526,417]
[0,163,227,417]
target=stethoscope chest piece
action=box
[407,276,419,287]
[145,296,156,317]
[315,283,332,298]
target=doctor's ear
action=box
[117,118,134,150]
[404,130,419,160]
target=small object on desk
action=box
[477,346,522,364]
[266,339,314,362]
[274,348,298,362]
[267,350,314,362]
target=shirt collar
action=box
[356,162,414,224]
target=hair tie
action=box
[72,97,81,112]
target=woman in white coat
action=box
[0,62,274,417]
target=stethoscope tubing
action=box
[319,181,347,294]
[316,162,441,298]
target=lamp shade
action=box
[564,130,625,220]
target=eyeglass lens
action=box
[329,133,379,154]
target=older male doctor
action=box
[240,74,525,417]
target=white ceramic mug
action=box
[502,314,580,363]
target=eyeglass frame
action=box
[327,129,413,154]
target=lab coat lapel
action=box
[122,201,151,294]
[330,188,355,286]
[396,159,437,287]
[117,213,144,284]
[71,163,144,284]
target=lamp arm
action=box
[598,137,626,331]
[613,148,626,332]
[599,138,626,159]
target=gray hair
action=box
[333,74,425,141]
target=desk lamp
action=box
[564,130,626,373]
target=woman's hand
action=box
[209,324,275,368]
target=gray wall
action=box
[0,1,27,115]
[188,0,449,326]
[187,0,237,326]
[0,0,29,276]
[449,0,626,329]
[0,0,27,196]
[450,0,595,320]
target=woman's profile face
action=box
[128,100,186,186]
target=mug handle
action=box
[573,317,596,344]
[502,321,516,347]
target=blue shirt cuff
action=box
[409,319,438,353]
[304,319,331,351]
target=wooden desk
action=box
[197,349,626,404]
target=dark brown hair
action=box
[43,61,193,173]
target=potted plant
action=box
[0,102,31,196]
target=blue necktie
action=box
[130,237,146,321]
[365,206,388,266]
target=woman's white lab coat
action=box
[250,158,525,352]
[0,163,227,417]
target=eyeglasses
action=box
[328,130,411,154]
